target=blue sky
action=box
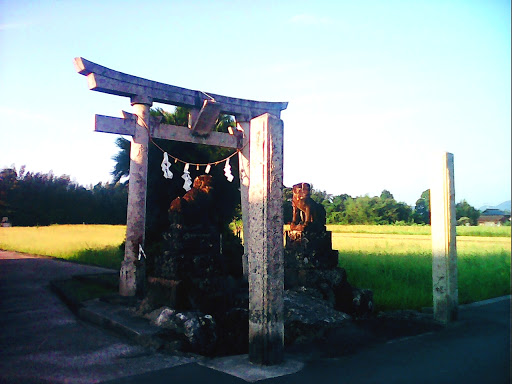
[1,0,510,208]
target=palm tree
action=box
[111,106,240,243]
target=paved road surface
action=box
[0,251,510,383]
[0,251,193,384]
[104,296,512,384]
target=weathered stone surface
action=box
[284,216,374,319]
[75,57,288,121]
[236,121,251,279]
[186,276,241,315]
[431,152,458,323]
[143,183,247,349]
[153,307,177,327]
[287,267,351,310]
[284,290,351,345]
[137,277,188,314]
[351,288,374,319]
[144,306,169,323]
[153,224,223,281]
[247,113,285,365]
[120,102,150,297]
[285,229,338,270]
[297,267,347,291]
[149,307,217,355]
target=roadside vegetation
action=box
[326,224,511,237]
[0,225,125,269]
[1,224,509,312]
[333,230,511,311]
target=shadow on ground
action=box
[51,273,444,361]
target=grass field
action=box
[332,229,510,311]
[0,225,125,269]
[1,224,510,311]
[326,224,511,237]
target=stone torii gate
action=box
[74,58,287,365]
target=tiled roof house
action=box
[477,209,510,226]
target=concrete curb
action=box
[459,295,511,308]
[49,279,84,314]
[79,299,166,349]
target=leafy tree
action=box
[456,200,480,226]
[321,190,412,225]
[413,189,430,224]
[343,196,379,224]
[309,188,332,205]
[283,186,293,223]
[375,196,412,224]
[111,137,131,183]
[325,194,351,224]
[0,166,128,226]
[0,167,17,218]
[380,189,394,200]
[457,217,471,226]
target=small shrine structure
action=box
[75,57,287,365]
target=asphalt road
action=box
[0,251,193,384]
[104,297,512,384]
[1,250,510,383]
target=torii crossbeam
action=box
[75,57,287,365]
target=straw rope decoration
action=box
[134,113,245,191]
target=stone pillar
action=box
[431,152,458,323]
[247,113,284,365]
[119,96,152,296]
[237,121,250,280]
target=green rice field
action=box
[330,226,510,311]
[0,225,125,269]
[1,224,510,310]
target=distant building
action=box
[1,217,12,227]
[477,209,510,226]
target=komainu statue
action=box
[291,182,326,230]
[169,174,215,226]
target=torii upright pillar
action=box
[119,96,152,296]
[236,120,251,279]
[247,113,284,365]
[431,152,458,323]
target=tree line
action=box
[0,166,481,228]
[1,106,482,228]
[0,166,128,226]
[283,187,480,226]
